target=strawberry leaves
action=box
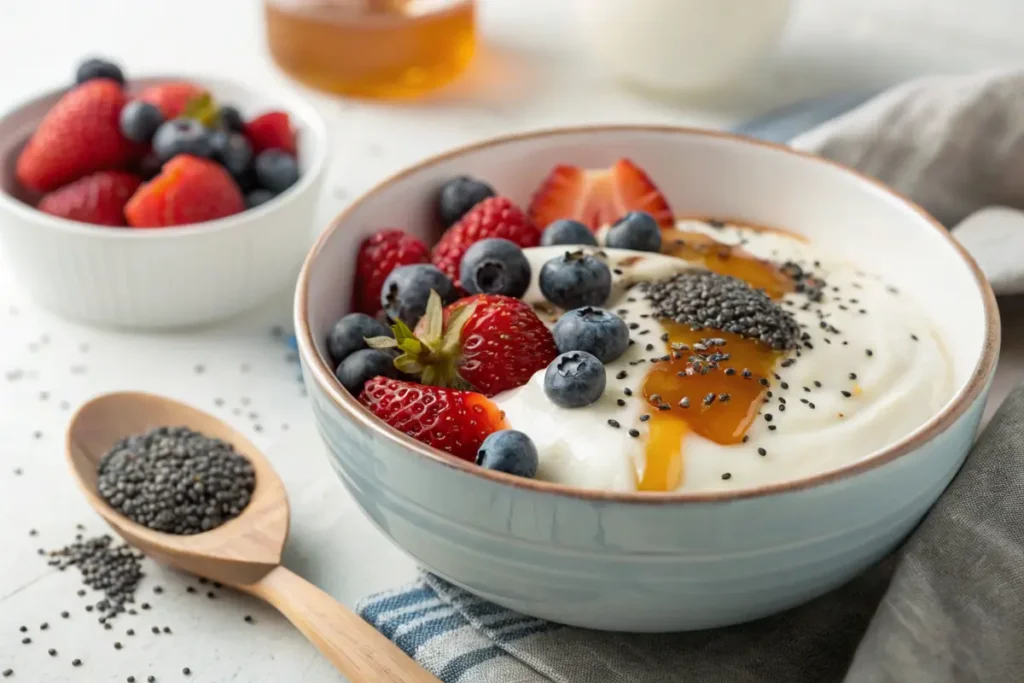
[366,290,478,390]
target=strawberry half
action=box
[37,170,142,226]
[352,229,431,316]
[431,196,540,287]
[527,158,674,232]
[359,377,507,461]
[367,291,557,397]
[139,82,208,120]
[16,79,140,193]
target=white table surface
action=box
[3,0,1024,680]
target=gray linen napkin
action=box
[358,73,1024,682]
[361,385,1024,682]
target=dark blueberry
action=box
[552,307,629,363]
[245,189,275,209]
[152,118,213,162]
[234,168,259,193]
[75,57,124,85]
[327,313,392,365]
[459,238,531,298]
[539,251,612,310]
[380,264,457,324]
[605,211,662,252]
[475,430,539,478]
[254,149,299,194]
[218,105,246,133]
[437,176,495,227]
[209,131,253,177]
[540,219,597,247]
[543,351,606,408]
[335,349,397,395]
[119,101,164,143]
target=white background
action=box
[3,0,1024,680]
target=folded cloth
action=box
[360,383,1024,682]
[357,72,1024,682]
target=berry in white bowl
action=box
[0,57,328,329]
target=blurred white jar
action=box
[575,0,793,93]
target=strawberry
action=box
[353,229,431,316]
[37,171,142,226]
[125,155,244,228]
[431,196,540,287]
[527,158,674,232]
[16,79,139,193]
[139,82,207,120]
[359,377,507,461]
[244,111,297,156]
[368,291,557,397]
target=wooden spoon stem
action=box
[248,566,442,683]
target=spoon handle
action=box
[250,566,442,683]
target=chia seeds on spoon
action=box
[96,426,256,535]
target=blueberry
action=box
[246,189,275,209]
[539,251,612,310]
[605,211,662,253]
[475,430,539,478]
[210,131,253,177]
[459,238,532,298]
[119,101,164,143]
[327,312,392,365]
[552,307,629,363]
[543,351,606,408]
[255,149,299,194]
[335,349,397,395]
[234,168,259,193]
[541,219,597,247]
[152,118,213,162]
[75,58,124,85]
[381,264,457,324]
[218,105,246,133]
[438,176,495,227]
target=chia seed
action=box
[679,397,690,408]
[639,414,650,422]
[641,271,801,350]
[757,447,767,456]
[721,472,732,480]
[608,419,620,429]
[616,399,626,407]
[45,534,144,622]
[96,426,256,535]
[628,429,640,438]
[841,390,852,398]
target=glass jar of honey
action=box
[264,0,477,99]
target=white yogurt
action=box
[493,222,955,493]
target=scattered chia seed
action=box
[911,334,918,341]
[757,447,767,456]
[623,388,633,396]
[841,390,852,398]
[768,425,777,431]
[679,397,690,408]
[703,393,715,406]
[72,659,82,667]
[764,414,773,422]
[244,615,255,624]
[45,534,144,622]
[721,472,732,480]
[641,271,801,350]
[759,378,769,387]
[849,372,857,380]
[616,399,626,407]
[97,426,256,535]
[608,419,620,429]
[645,343,655,352]
[724,368,736,376]
[639,414,650,422]
[628,429,640,438]
[127,629,135,636]
[780,382,789,390]
[866,349,874,357]
[719,394,731,403]
[615,371,627,380]
[778,404,785,412]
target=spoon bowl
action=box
[67,390,440,683]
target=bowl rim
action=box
[294,124,1001,504]
[0,72,330,238]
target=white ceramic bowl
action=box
[295,126,999,632]
[0,75,328,329]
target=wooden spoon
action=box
[66,390,440,683]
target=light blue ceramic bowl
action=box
[294,126,999,632]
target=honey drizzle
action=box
[637,228,794,491]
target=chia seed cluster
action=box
[97,426,256,535]
[641,270,802,350]
[46,534,145,621]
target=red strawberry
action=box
[37,171,142,226]
[245,111,296,156]
[527,158,674,232]
[16,79,139,193]
[431,196,540,286]
[372,291,557,397]
[139,82,207,120]
[125,155,244,228]
[353,229,431,315]
[359,377,507,461]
